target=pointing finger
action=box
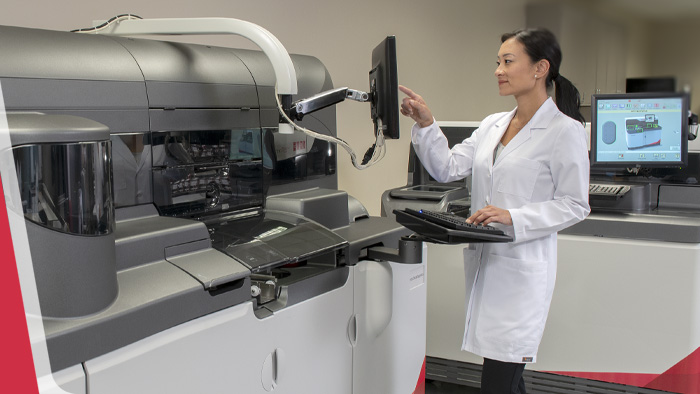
[399,85,420,100]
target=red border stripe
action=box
[0,177,40,393]
[546,346,700,393]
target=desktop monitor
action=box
[369,35,400,139]
[626,77,675,93]
[590,92,689,169]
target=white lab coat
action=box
[411,97,590,363]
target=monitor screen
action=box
[369,36,400,139]
[590,92,688,169]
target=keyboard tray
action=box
[393,209,513,244]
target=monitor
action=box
[626,77,675,93]
[590,92,689,169]
[369,35,400,139]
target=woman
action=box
[400,28,590,394]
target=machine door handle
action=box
[348,314,358,347]
[261,348,284,391]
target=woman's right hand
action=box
[399,85,434,128]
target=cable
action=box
[275,85,386,170]
[70,14,143,33]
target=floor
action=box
[425,380,480,394]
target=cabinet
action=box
[526,3,627,105]
[352,258,427,394]
[79,258,427,394]
[83,276,355,394]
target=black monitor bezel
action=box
[590,92,689,170]
[369,35,400,140]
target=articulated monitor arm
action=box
[290,87,369,121]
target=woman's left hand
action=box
[467,205,512,226]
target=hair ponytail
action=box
[502,28,585,125]
[553,74,585,124]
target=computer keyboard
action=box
[404,208,505,235]
[589,183,631,197]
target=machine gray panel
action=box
[26,221,118,318]
[115,213,211,271]
[7,113,110,146]
[110,37,255,85]
[333,216,412,265]
[0,26,144,81]
[148,108,261,131]
[264,266,350,312]
[229,49,275,87]
[260,107,280,128]
[267,188,350,230]
[115,204,160,221]
[268,177,339,197]
[43,260,251,372]
[1,78,148,111]
[166,246,251,289]
[145,82,259,109]
[561,212,700,243]
[231,51,335,111]
[290,54,336,99]
[658,184,700,211]
[43,110,149,134]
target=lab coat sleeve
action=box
[508,122,590,243]
[410,120,483,183]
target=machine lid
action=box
[0,25,144,81]
[7,112,110,146]
[111,37,259,110]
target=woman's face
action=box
[495,37,538,97]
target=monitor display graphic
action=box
[591,93,688,169]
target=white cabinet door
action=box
[268,270,354,394]
[84,271,355,394]
[85,302,269,394]
[352,256,427,394]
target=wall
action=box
[648,18,700,114]
[0,0,526,216]
[588,2,699,114]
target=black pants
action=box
[480,358,526,394]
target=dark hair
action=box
[501,28,585,124]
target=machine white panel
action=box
[538,235,700,373]
[84,273,354,394]
[426,236,700,377]
[352,251,427,394]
